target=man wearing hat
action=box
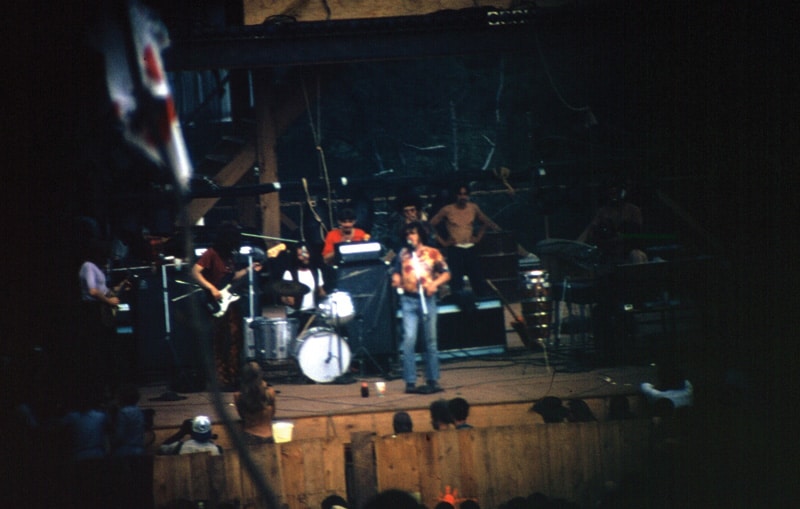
[159,415,223,456]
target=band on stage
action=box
[82,178,665,391]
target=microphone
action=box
[406,240,416,252]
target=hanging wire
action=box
[301,74,335,231]
[302,177,327,241]
[535,31,593,115]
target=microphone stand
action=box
[411,249,428,316]
[160,263,186,399]
[333,297,356,384]
[244,253,256,365]
[418,281,428,316]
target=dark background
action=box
[7,1,798,505]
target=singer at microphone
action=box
[390,221,451,395]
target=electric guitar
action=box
[205,243,287,317]
[100,275,134,328]
[207,284,241,317]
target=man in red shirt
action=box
[192,222,262,388]
[322,208,370,265]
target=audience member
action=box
[606,394,636,421]
[434,502,455,509]
[110,383,145,457]
[447,397,473,429]
[460,500,481,509]
[531,396,568,423]
[159,415,223,455]
[392,411,414,435]
[501,496,529,509]
[640,363,693,409]
[59,391,111,462]
[430,399,455,430]
[321,493,349,509]
[526,492,549,508]
[234,361,278,444]
[566,398,597,422]
[362,489,420,509]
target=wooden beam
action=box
[243,0,518,24]
[187,143,256,225]
[254,70,282,246]
[187,67,332,230]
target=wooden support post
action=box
[350,431,378,509]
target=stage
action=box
[137,300,676,448]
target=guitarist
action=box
[192,222,262,389]
[78,238,131,395]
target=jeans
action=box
[400,293,439,385]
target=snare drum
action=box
[249,317,298,361]
[318,290,356,325]
[294,327,351,383]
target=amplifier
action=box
[436,299,506,352]
[335,241,384,264]
[395,299,506,354]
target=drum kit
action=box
[249,280,357,383]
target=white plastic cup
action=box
[375,381,386,396]
[272,422,294,443]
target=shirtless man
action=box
[430,183,501,296]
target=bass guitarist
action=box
[192,222,262,389]
[78,238,132,396]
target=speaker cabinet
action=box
[129,266,205,381]
[333,262,396,356]
[437,299,506,351]
[395,299,507,353]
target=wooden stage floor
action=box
[138,303,663,446]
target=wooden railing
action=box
[147,419,652,509]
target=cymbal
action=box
[534,238,599,263]
[270,280,310,297]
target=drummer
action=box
[281,243,326,328]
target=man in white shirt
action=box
[281,243,326,325]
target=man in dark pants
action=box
[430,183,501,300]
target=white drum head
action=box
[295,328,351,383]
[318,290,356,325]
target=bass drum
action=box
[294,327,352,383]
